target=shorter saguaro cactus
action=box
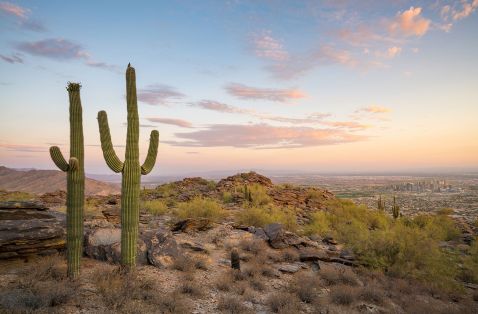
[231,248,240,270]
[392,196,400,219]
[377,195,385,211]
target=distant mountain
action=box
[0,166,120,195]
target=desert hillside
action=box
[0,166,120,195]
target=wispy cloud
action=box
[0,52,23,64]
[137,84,185,106]
[0,1,46,32]
[265,45,359,80]
[452,0,478,20]
[225,83,306,102]
[15,38,118,71]
[251,30,289,61]
[356,105,391,114]
[147,117,192,128]
[387,7,431,37]
[164,123,366,149]
[0,143,45,153]
[0,1,28,18]
[193,100,251,114]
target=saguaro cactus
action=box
[392,196,400,219]
[49,83,84,279]
[377,195,385,211]
[97,64,159,268]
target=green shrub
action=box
[461,238,478,284]
[240,184,271,206]
[142,199,168,215]
[222,191,233,204]
[236,205,297,231]
[175,197,225,222]
[0,191,35,201]
[304,199,463,292]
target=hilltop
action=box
[0,166,120,195]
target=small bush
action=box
[281,248,300,262]
[175,197,225,222]
[179,281,202,296]
[330,285,357,305]
[290,273,320,303]
[320,267,358,286]
[0,190,35,201]
[359,282,384,305]
[172,256,195,272]
[236,205,297,231]
[267,292,301,313]
[157,291,191,314]
[217,295,250,314]
[222,191,234,203]
[143,199,168,215]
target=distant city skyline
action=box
[1,1,477,175]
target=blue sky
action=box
[1,0,477,175]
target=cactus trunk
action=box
[98,64,159,269]
[49,83,84,279]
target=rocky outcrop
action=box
[143,229,180,268]
[0,204,66,259]
[264,223,315,249]
[172,218,214,233]
[216,172,273,191]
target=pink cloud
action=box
[0,143,45,153]
[193,100,250,114]
[225,83,306,102]
[387,7,431,37]
[252,30,289,61]
[452,0,478,20]
[0,53,23,64]
[357,105,391,114]
[147,117,192,128]
[0,2,28,18]
[165,123,366,149]
[137,84,184,106]
[323,121,371,130]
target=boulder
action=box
[172,218,213,233]
[84,228,148,265]
[278,262,308,273]
[264,223,311,249]
[143,229,180,268]
[0,205,66,259]
[299,248,328,262]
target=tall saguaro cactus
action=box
[49,83,85,279]
[97,64,159,268]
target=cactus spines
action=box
[377,195,385,211]
[392,196,400,219]
[231,248,240,270]
[49,82,84,279]
[97,64,159,268]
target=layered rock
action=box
[0,202,66,258]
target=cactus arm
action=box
[97,110,124,173]
[50,146,70,172]
[68,157,79,171]
[141,130,159,175]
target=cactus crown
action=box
[66,82,81,92]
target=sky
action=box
[0,0,477,175]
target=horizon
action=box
[1,1,478,174]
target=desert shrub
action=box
[359,282,384,304]
[290,273,320,303]
[239,238,268,255]
[155,182,178,198]
[437,207,455,216]
[267,292,301,313]
[175,197,225,222]
[172,256,195,272]
[236,205,297,231]
[320,267,358,286]
[461,238,478,284]
[249,278,266,291]
[217,295,250,314]
[0,190,35,201]
[157,291,191,314]
[240,183,271,206]
[330,285,357,305]
[305,199,463,292]
[281,248,300,262]
[142,199,168,215]
[222,191,234,203]
[179,281,202,296]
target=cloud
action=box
[16,38,86,60]
[15,38,117,71]
[356,105,391,114]
[265,45,359,80]
[0,52,23,64]
[452,0,478,20]
[251,30,289,61]
[225,83,306,102]
[375,46,402,59]
[0,143,45,153]
[122,123,156,128]
[0,2,46,32]
[322,121,371,130]
[164,123,366,149]
[193,100,251,114]
[259,113,331,124]
[0,2,28,18]
[387,7,431,37]
[147,117,192,128]
[137,84,185,106]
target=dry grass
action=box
[267,292,302,313]
[239,238,268,256]
[289,272,320,303]
[359,282,384,305]
[281,248,300,262]
[330,284,357,306]
[217,295,251,313]
[320,267,359,286]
